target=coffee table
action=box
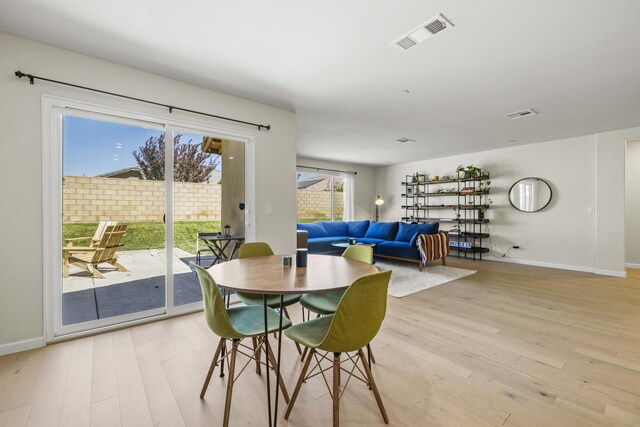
[331,241,376,249]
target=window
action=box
[297,171,344,222]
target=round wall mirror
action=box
[508,177,552,212]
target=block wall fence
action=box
[296,189,344,219]
[63,176,341,222]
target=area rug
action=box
[375,261,476,298]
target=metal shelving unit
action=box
[401,171,491,260]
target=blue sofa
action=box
[297,220,439,269]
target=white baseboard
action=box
[625,263,640,269]
[591,268,628,278]
[0,337,45,357]
[487,256,627,277]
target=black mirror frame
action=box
[508,177,553,213]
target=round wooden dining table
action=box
[207,254,378,427]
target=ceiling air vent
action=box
[504,109,537,119]
[396,137,415,143]
[392,14,454,51]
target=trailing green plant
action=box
[435,187,457,194]
[478,179,492,193]
[452,205,461,219]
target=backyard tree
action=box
[133,133,220,182]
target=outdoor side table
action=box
[195,233,244,267]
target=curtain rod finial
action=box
[15,71,34,84]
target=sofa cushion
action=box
[408,222,440,247]
[308,236,350,244]
[395,222,423,242]
[377,240,421,260]
[318,221,349,237]
[297,223,328,239]
[346,220,370,238]
[364,221,399,241]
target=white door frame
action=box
[42,95,256,342]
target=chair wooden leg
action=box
[418,262,423,272]
[220,340,226,377]
[283,307,303,355]
[222,340,239,427]
[62,252,71,278]
[200,338,225,398]
[82,262,106,279]
[109,259,129,272]
[333,352,341,427]
[367,343,376,366]
[441,256,447,266]
[266,339,290,403]
[251,337,261,375]
[358,349,388,424]
[284,348,315,420]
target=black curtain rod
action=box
[297,165,357,175]
[14,70,271,131]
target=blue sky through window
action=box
[63,115,219,177]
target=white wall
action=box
[296,157,376,221]
[0,33,297,349]
[375,130,638,275]
[625,139,640,266]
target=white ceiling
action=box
[1,0,640,166]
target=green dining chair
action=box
[299,245,377,365]
[299,245,373,315]
[191,263,292,427]
[284,270,392,426]
[235,242,303,354]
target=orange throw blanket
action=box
[416,231,450,265]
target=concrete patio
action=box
[61,248,214,325]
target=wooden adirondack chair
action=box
[64,220,117,248]
[63,224,129,278]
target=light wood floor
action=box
[1,260,639,426]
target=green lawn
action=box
[63,221,221,254]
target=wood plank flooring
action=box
[1,260,639,426]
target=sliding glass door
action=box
[49,101,252,339]
[60,111,168,334]
[169,127,245,308]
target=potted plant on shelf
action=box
[457,165,483,179]
[477,197,493,220]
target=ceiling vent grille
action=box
[396,137,415,143]
[504,109,537,119]
[392,14,454,51]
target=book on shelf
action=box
[449,240,473,249]
[459,186,475,195]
